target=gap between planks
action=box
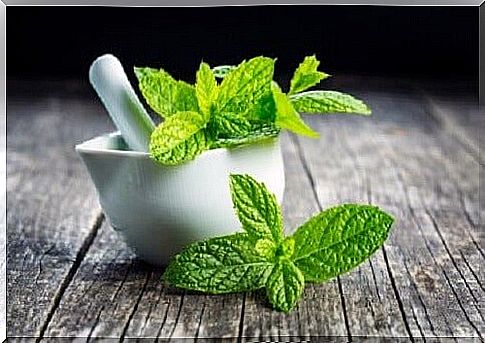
[36,212,105,341]
[290,86,483,339]
[290,133,358,342]
[388,151,484,339]
[291,132,416,341]
[372,90,482,337]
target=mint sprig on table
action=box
[135,55,371,165]
[163,174,394,312]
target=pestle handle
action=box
[89,54,155,152]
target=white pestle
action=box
[89,54,155,152]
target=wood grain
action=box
[296,85,483,339]
[6,78,483,340]
[6,93,113,337]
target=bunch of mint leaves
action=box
[163,174,394,312]
[135,56,371,165]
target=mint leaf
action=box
[216,57,275,117]
[208,112,254,139]
[288,55,329,96]
[212,65,236,79]
[229,174,283,243]
[290,91,371,115]
[272,83,319,138]
[134,67,198,117]
[149,111,208,165]
[136,56,373,167]
[266,260,305,312]
[163,174,395,313]
[210,58,276,139]
[163,233,274,294]
[210,122,280,149]
[291,204,394,282]
[195,62,218,120]
[246,91,277,122]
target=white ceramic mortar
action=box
[76,133,285,265]
[78,54,285,265]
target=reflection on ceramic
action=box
[76,132,285,266]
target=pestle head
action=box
[89,54,155,152]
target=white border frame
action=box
[1,3,482,342]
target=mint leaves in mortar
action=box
[135,56,371,166]
[163,174,394,312]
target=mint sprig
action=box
[163,174,394,312]
[135,55,371,166]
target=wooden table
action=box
[6,76,484,341]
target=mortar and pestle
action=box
[76,54,285,265]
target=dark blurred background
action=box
[8,6,478,88]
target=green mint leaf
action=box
[246,91,277,122]
[163,174,394,313]
[272,83,319,138]
[195,62,218,120]
[266,259,305,312]
[290,91,371,115]
[210,122,280,149]
[212,65,237,79]
[291,204,394,282]
[163,233,274,294]
[288,55,329,96]
[208,112,254,139]
[134,67,198,118]
[216,57,275,117]
[149,111,208,165]
[229,174,283,243]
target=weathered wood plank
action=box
[6,92,113,337]
[45,217,244,339]
[8,78,483,340]
[293,125,412,337]
[297,86,483,338]
[366,93,485,338]
[43,220,154,338]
